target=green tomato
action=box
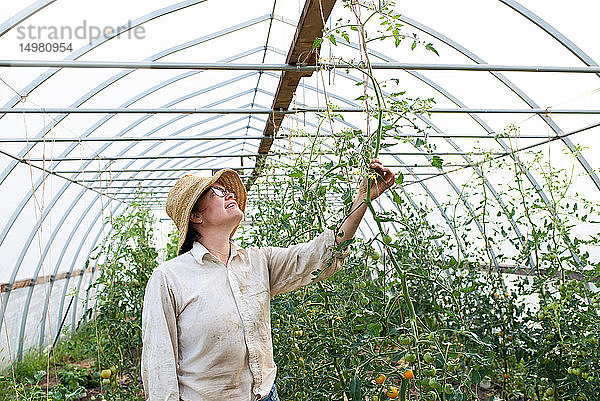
[424,352,435,364]
[382,234,393,244]
[404,353,416,363]
[360,297,370,306]
[444,384,453,394]
[429,378,440,390]
[371,251,381,261]
[399,336,411,346]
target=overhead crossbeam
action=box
[24,151,506,162]
[2,107,596,114]
[3,60,600,73]
[0,132,581,142]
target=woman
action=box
[141,159,395,401]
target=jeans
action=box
[260,383,279,401]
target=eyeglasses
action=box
[208,186,237,199]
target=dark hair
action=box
[182,187,211,252]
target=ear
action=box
[189,211,203,224]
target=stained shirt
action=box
[141,228,351,401]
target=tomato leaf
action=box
[395,173,404,186]
[349,374,361,401]
[431,155,443,168]
[312,37,323,50]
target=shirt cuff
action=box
[324,228,352,260]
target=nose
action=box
[225,190,236,200]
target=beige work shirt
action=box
[141,228,350,401]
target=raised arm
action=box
[336,158,396,246]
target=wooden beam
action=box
[0,266,95,293]
[247,0,337,190]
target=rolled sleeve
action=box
[262,228,351,297]
[141,269,180,401]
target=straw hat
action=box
[165,169,247,255]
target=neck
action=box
[198,226,232,265]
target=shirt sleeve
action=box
[141,269,180,401]
[261,228,351,297]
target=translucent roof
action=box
[0,0,599,365]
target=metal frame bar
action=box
[23,150,507,162]
[75,171,446,184]
[0,148,122,202]
[0,136,270,143]
[54,164,470,174]
[0,132,578,143]
[4,60,600,73]
[0,0,57,38]
[499,0,599,69]
[2,107,597,114]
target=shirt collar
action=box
[190,240,246,265]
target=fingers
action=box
[366,158,395,191]
[368,158,381,168]
[368,159,391,178]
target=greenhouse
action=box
[0,0,598,400]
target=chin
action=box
[224,209,243,225]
